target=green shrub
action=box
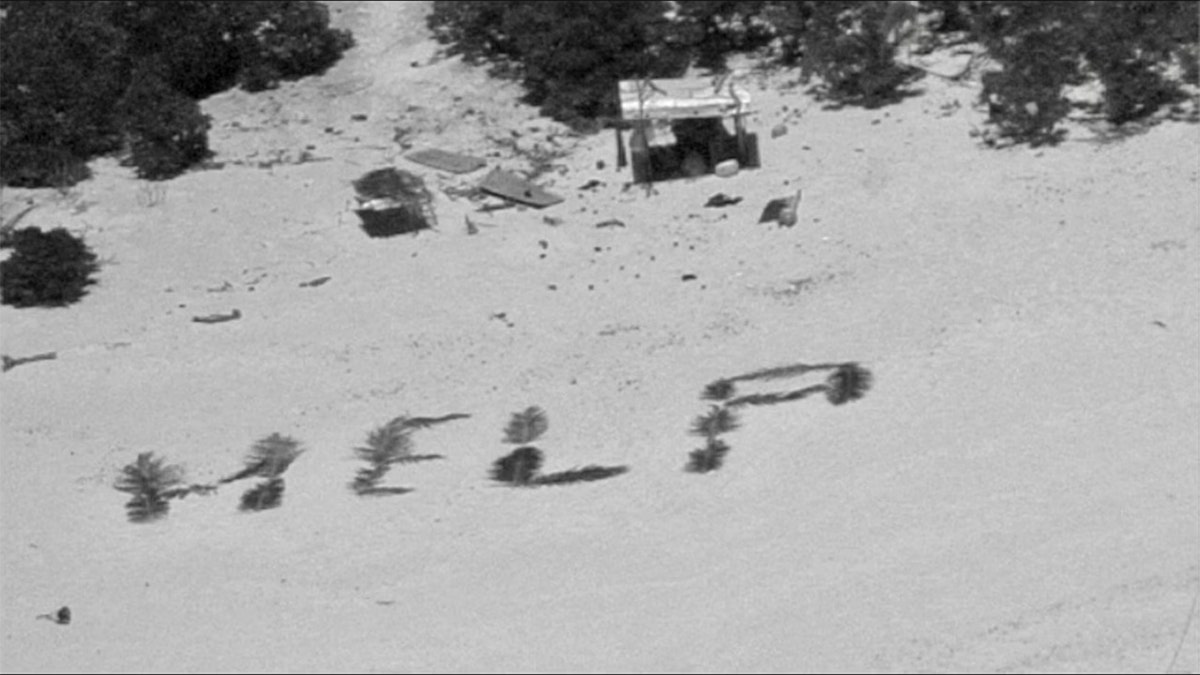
[795,1,919,107]
[0,227,100,308]
[972,2,1198,145]
[673,1,777,72]
[0,145,92,190]
[116,63,212,180]
[235,1,355,92]
[0,2,129,187]
[429,1,689,126]
[1081,1,1197,125]
[0,1,353,187]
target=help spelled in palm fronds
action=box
[115,452,184,523]
[231,433,304,512]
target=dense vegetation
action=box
[0,227,100,307]
[0,1,353,186]
[429,1,1198,144]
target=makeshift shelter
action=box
[351,168,435,237]
[618,76,760,184]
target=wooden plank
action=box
[405,148,488,174]
[478,168,563,209]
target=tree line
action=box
[0,1,353,187]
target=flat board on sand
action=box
[406,148,488,174]
[478,168,564,208]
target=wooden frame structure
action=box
[617,76,759,184]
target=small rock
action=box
[771,124,788,138]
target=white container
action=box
[715,159,739,178]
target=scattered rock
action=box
[771,124,788,138]
[351,114,368,121]
[299,276,331,288]
[192,309,242,324]
[705,193,743,208]
[682,274,697,282]
[596,219,625,229]
[578,179,604,191]
[35,606,70,625]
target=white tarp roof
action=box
[619,76,753,121]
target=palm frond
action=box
[533,465,629,486]
[240,478,286,512]
[725,384,827,408]
[825,362,873,405]
[241,433,304,480]
[503,406,548,445]
[115,452,184,496]
[689,405,740,438]
[490,446,543,485]
[701,379,736,401]
[686,438,731,473]
[727,361,842,383]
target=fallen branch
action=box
[2,351,58,372]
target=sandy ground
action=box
[2,2,1198,673]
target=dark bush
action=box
[972,2,1198,145]
[1080,1,1197,125]
[0,2,129,187]
[0,145,92,190]
[429,1,689,126]
[796,1,919,107]
[673,1,776,72]
[235,1,355,92]
[0,227,100,307]
[117,63,212,180]
[0,1,353,187]
[972,3,1083,146]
